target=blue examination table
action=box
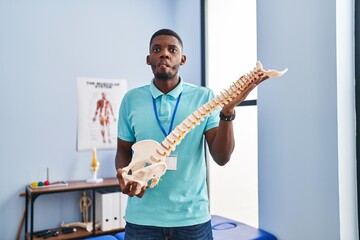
[211,215,277,240]
[86,215,277,240]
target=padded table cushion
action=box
[114,231,125,240]
[84,235,118,240]
[89,216,276,240]
[211,215,277,240]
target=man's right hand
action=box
[116,168,146,198]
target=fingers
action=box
[257,73,270,84]
[116,168,126,191]
[116,168,146,198]
[225,82,256,109]
[222,72,269,111]
[122,181,140,197]
[136,185,147,198]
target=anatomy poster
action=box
[77,77,127,151]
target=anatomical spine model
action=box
[121,61,288,194]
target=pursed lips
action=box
[158,60,170,68]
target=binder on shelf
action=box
[120,194,128,228]
[112,191,121,229]
[95,190,121,231]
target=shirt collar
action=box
[150,77,183,99]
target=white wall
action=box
[0,1,202,239]
[257,0,358,239]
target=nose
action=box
[160,49,170,59]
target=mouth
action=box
[158,60,170,68]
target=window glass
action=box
[206,0,258,227]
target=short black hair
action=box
[149,29,183,49]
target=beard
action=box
[155,72,177,80]
[154,65,179,80]
[150,61,180,81]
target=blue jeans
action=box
[124,220,213,240]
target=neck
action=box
[154,76,180,94]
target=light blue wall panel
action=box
[257,0,340,239]
[0,1,201,239]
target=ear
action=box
[180,55,187,66]
[146,55,150,65]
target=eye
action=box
[153,47,160,53]
[169,47,178,53]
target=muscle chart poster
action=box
[77,77,127,151]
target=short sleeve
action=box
[117,93,136,142]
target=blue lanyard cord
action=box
[152,93,182,137]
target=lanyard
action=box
[152,93,182,137]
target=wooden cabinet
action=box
[25,178,124,240]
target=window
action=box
[203,0,259,227]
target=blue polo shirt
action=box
[117,77,220,227]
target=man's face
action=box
[147,35,186,81]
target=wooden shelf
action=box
[25,227,124,240]
[26,178,119,195]
[26,227,90,240]
[25,178,122,240]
